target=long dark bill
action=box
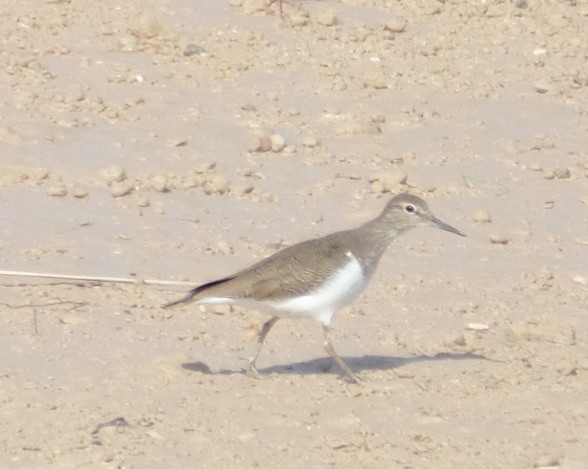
[431,216,466,237]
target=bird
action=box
[162,193,465,383]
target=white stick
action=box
[0,270,196,288]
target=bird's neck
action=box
[348,221,402,277]
[360,215,403,242]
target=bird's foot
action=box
[246,362,263,379]
[342,371,362,384]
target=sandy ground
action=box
[1,0,587,467]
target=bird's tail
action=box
[161,290,199,309]
[161,276,234,309]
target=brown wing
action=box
[164,231,356,306]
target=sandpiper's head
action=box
[380,193,466,237]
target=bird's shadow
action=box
[181,352,495,378]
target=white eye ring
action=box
[405,204,415,214]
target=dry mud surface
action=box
[1,1,587,468]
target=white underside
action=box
[196,253,366,326]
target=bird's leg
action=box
[247,316,280,378]
[322,325,361,384]
[268,0,284,17]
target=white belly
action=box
[266,254,365,325]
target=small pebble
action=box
[337,118,381,136]
[136,197,150,207]
[370,170,407,193]
[130,15,161,39]
[270,134,286,152]
[369,180,384,194]
[472,210,492,224]
[489,234,509,245]
[64,88,85,103]
[315,9,338,26]
[240,103,257,112]
[242,0,267,15]
[533,455,560,468]
[394,369,415,379]
[248,134,272,152]
[146,430,163,440]
[424,4,441,15]
[233,183,255,196]
[56,118,79,128]
[534,82,553,94]
[533,48,547,56]
[72,187,89,198]
[169,139,188,148]
[203,175,230,195]
[110,181,134,197]
[302,136,320,148]
[99,165,126,183]
[216,240,233,255]
[184,44,206,57]
[553,167,571,179]
[466,323,489,331]
[444,333,467,347]
[47,185,67,197]
[150,175,170,192]
[118,35,138,51]
[282,145,296,155]
[572,276,587,285]
[384,17,407,33]
[535,266,554,283]
[290,11,309,27]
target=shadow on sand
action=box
[181,351,496,378]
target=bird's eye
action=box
[405,204,415,213]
